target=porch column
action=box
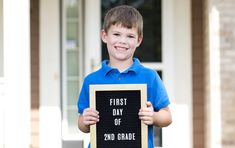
[39,0,61,147]
[3,0,31,147]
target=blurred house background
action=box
[0,0,235,148]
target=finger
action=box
[139,107,154,115]
[143,120,153,125]
[84,120,98,126]
[146,101,153,108]
[84,112,99,118]
[140,112,153,117]
[84,108,99,114]
[83,116,99,126]
[139,116,153,125]
[89,108,99,114]
[140,102,153,112]
[140,108,153,113]
[84,115,99,121]
[139,115,152,121]
[83,109,99,117]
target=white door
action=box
[61,0,101,147]
[61,0,87,147]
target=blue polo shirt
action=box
[77,58,170,148]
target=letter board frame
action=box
[90,84,148,148]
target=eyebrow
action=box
[111,30,136,35]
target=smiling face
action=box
[101,24,143,62]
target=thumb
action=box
[146,101,152,108]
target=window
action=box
[62,0,83,138]
[101,0,163,146]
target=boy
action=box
[77,5,172,148]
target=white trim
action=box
[39,0,61,148]
[162,0,175,101]
[61,0,67,135]
[84,0,101,75]
[207,7,221,148]
[162,0,192,148]
[142,63,163,71]
[3,0,31,147]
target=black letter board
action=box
[90,84,147,148]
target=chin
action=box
[117,57,132,61]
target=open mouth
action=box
[115,46,128,51]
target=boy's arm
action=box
[78,108,99,133]
[152,106,172,127]
[78,115,90,133]
[139,102,172,127]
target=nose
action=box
[119,36,127,44]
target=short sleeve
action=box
[152,72,170,111]
[77,78,90,114]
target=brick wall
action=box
[204,0,235,148]
[191,0,205,148]
[30,0,39,147]
[218,1,235,148]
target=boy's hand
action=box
[82,108,99,126]
[138,101,154,125]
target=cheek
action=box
[129,40,139,48]
[108,37,118,45]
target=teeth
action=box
[116,47,127,50]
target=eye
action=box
[113,33,120,36]
[127,35,135,39]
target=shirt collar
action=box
[101,60,113,76]
[101,58,141,76]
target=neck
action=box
[109,58,133,72]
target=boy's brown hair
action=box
[103,5,143,37]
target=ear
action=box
[101,30,107,43]
[136,35,143,47]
